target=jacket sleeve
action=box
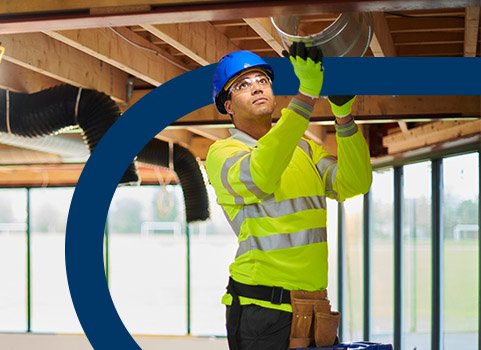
[206,98,313,206]
[311,119,372,201]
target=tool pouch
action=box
[289,298,314,348]
[288,290,340,349]
[313,303,340,347]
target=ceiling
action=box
[0,0,479,186]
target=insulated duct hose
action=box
[0,85,138,184]
[0,84,209,222]
[138,139,209,223]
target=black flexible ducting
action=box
[138,139,209,222]
[0,85,138,184]
[0,84,209,222]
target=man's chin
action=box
[254,106,274,117]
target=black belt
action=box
[228,277,291,304]
[226,277,291,350]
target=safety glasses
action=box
[229,74,272,95]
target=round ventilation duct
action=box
[271,12,373,57]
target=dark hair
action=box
[216,89,231,115]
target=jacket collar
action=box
[229,128,258,147]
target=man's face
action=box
[224,70,276,121]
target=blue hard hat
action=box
[212,50,274,114]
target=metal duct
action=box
[271,12,373,57]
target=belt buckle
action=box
[270,286,284,305]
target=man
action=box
[206,43,372,350]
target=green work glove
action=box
[328,95,356,118]
[282,42,323,98]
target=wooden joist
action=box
[0,32,128,101]
[464,6,480,57]
[370,12,397,57]
[0,163,176,187]
[44,27,188,86]
[383,119,481,154]
[141,22,239,65]
[243,18,284,55]
[0,60,61,93]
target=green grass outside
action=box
[343,239,478,334]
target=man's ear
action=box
[224,99,234,116]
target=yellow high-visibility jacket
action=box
[205,98,372,312]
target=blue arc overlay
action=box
[66,57,481,350]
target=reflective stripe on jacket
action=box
[205,100,372,312]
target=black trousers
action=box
[226,304,292,350]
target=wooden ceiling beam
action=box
[235,40,274,52]
[1,1,476,34]
[384,120,459,143]
[0,60,61,93]
[216,25,257,40]
[121,89,152,112]
[393,31,464,45]
[44,27,188,86]
[388,17,465,33]
[0,1,187,14]
[243,18,285,56]
[141,22,239,65]
[177,95,481,123]
[0,165,81,187]
[384,8,466,17]
[123,92,481,123]
[370,12,397,56]
[396,43,463,56]
[0,163,172,187]
[1,1,476,16]
[369,13,406,133]
[156,129,193,149]
[464,6,480,57]
[383,119,481,154]
[0,32,128,101]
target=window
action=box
[190,185,237,336]
[108,185,187,335]
[327,199,339,311]
[343,195,364,341]
[443,153,479,349]
[30,187,81,332]
[370,169,394,344]
[0,189,27,331]
[403,162,432,349]
[1,150,478,341]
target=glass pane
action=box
[443,153,479,349]
[0,189,27,331]
[327,199,339,311]
[30,187,81,332]
[108,185,187,335]
[371,169,394,344]
[190,185,237,336]
[343,194,364,341]
[403,162,432,349]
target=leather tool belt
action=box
[289,290,340,348]
[226,278,340,349]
